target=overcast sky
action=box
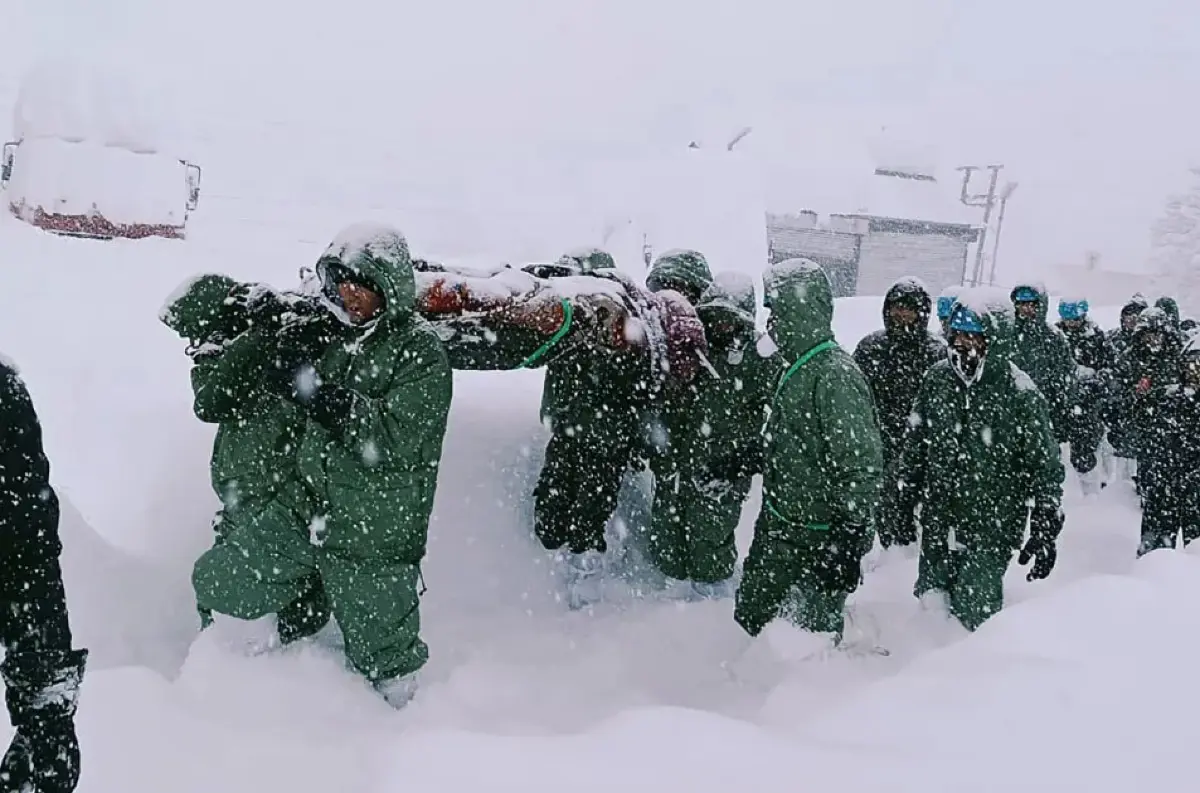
[9,0,1200,277]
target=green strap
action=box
[519,299,573,369]
[764,498,829,531]
[774,339,837,399]
[766,338,837,532]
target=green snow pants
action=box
[193,499,427,682]
[915,531,1012,632]
[646,466,745,583]
[734,516,851,638]
[534,426,635,555]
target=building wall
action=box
[856,231,970,297]
[767,225,860,297]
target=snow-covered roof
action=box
[769,153,985,229]
[834,169,981,227]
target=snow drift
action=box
[0,207,1171,792]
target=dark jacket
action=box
[1113,307,1185,463]
[1010,282,1077,441]
[1057,318,1116,375]
[0,360,72,654]
[891,291,1064,553]
[853,278,945,460]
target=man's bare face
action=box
[886,303,920,333]
[1015,301,1039,321]
[338,280,384,323]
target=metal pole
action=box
[970,165,1001,286]
[986,182,1018,285]
[987,197,1007,286]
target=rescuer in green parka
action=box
[161,273,334,645]
[888,289,1065,631]
[187,224,453,708]
[734,258,883,642]
[644,265,773,599]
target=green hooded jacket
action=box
[296,225,453,563]
[537,251,650,440]
[760,259,883,537]
[1010,282,1077,440]
[161,274,309,520]
[892,289,1064,554]
[646,249,713,305]
[661,272,771,481]
[1155,296,1181,329]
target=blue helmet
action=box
[949,304,985,334]
[1058,299,1089,321]
[937,295,957,320]
[1012,286,1040,304]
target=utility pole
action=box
[957,164,1004,286]
[987,181,1018,285]
[726,127,753,151]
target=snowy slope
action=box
[0,6,1191,793]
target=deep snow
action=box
[0,15,1189,793]
[0,199,1176,792]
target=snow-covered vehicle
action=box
[2,58,203,240]
[1,137,202,240]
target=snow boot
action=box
[374,672,419,710]
[561,549,606,610]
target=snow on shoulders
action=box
[323,222,408,263]
[1009,362,1038,392]
[0,351,20,374]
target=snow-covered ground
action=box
[0,206,1176,793]
[0,6,1190,792]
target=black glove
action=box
[1,649,87,793]
[261,358,309,400]
[228,283,287,327]
[823,524,870,592]
[1019,506,1063,581]
[304,384,356,433]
